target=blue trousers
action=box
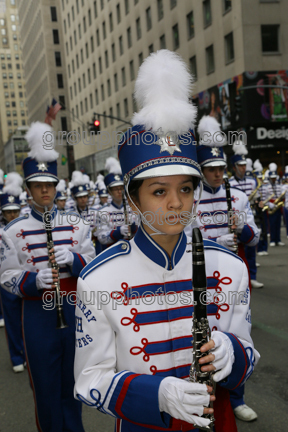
[257,211,268,252]
[284,207,288,236]
[244,246,257,280]
[229,385,245,409]
[269,209,281,243]
[22,297,84,432]
[0,286,25,366]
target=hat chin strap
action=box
[125,180,203,237]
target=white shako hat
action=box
[230,140,248,166]
[268,163,277,178]
[55,179,67,200]
[253,159,263,178]
[1,172,23,211]
[197,115,227,167]
[118,50,201,184]
[104,157,124,188]
[71,171,89,197]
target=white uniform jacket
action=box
[0,205,95,298]
[264,182,283,210]
[229,175,257,198]
[186,184,259,246]
[74,225,259,432]
[282,183,288,209]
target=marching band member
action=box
[0,173,25,372]
[55,179,67,211]
[253,160,269,256]
[264,163,285,247]
[74,50,259,432]
[229,143,263,289]
[96,157,137,250]
[282,166,288,238]
[20,190,32,216]
[0,122,95,432]
[70,171,90,215]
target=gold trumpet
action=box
[262,193,275,212]
[268,191,286,215]
[248,175,263,203]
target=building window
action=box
[1,28,6,35]
[148,44,154,53]
[66,42,69,55]
[90,93,93,109]
[125,0,129,15]
[96,29,100,46]
[117,3,121,23]
[72,6,75,20]
[114,73,118,91]
[5,101,10,107]
[122,67,126,86]
[95,89,99,105]
[157,0,164,21]
[206,44,214,74]
[160,34,166,49]
[130,60,134,81]
[16,64,20,70]
[146,7,152,31]
[99,56,102,73]
[57,74,64,88]
[50,6,57,21]
[72,59,75,73]
[112,43,116,61]
[109,107,114,125]
[127,27,132,48]
[107,79,111,96]
[10,82,14,89]
[1,63,6,69]
[9,73,13,79]
[55,52,61,66]
[93,62,96,79]
[100,0,104,10]
[105,50,109,68]
[94,0,97,18]
[172,24,179,50]
[101,84,105,101]
[225,32,234,63]
[11,101,16,107]
[80,101,83,115]
[6,110,11,117]
[53,29,59,44]
[138,52,143,65]
[74,30,77,45]
[85,43,89,59]
[59,95,65,108]
[80,49,83,64]
[261,25,279,52]
[13,34,17,41]
[12,110,17,117]
[88,9,92,26]
[13,120,18,126]
[83,16,86,33]
[119,36,123,55]
[102,21,106,39]
[109,13,113,32]
[203,0,212,27]
[70,86,73,99]
[189,55,197,80]
[85,97,88,112]
[223,0,231,13]
[68,13,70,27]
[103,111,107,128]
[187,11,194,39]
[61,117,67,132]
[117,102,120,118]
[2,73,7,79]
[136,17,141,40]
[74,82,77,96]
[70,36,73,51]
[91,36,94,53]
[170,0,177,9]
[78,24,82,39]
[83,73,86,88]
[76,0,79,13]
[124,98,129,117]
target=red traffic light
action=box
[94,119,100,127]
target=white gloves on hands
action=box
[158,376,211,428]
[211,331,235,382]
[216,234,237,251]
[54,246,74,266]
[36,269,54,290]
[120,225,129,237]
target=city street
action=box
[0,228,287,432]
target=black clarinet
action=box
[43,209,68,329]
[122,190,132,240]
[189,228,215,431]
[224,177,238,255]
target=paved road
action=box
[0,229,287,432]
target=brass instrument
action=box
[268,191,286,215]
[189,228,215,431]
[262,193,275,212]
[43,209,68,329]
[248,175,263,203]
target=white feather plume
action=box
[232,141,248,156]
[269,163,277,172]
[246,158,253,172]
[96,174,104,185]
[197,115,227,147]
[97,180,106,190]
[71,171,85,186]
[3,172,23,196]
[0,169,4,184]
[253,159,263,172]
[89,180,95,189]
[56,179,66,192]
[25,122,59,162]
[285,165,288,174]
[20,191,27,201]
[105,157,122,175]
[83,174,90,184]
[132,50,197,134]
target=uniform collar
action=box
[31,204,57,222]
[203,182,221,194]
[111,201,123,210]
[234,175,246,182]
[133,224,187,270]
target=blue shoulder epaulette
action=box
[80,240,131,279]
[4,214,29,231]
[203,238,243,262]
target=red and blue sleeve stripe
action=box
[238,225,254,244]
[71,253,86,277]
[218,333,250,390]
[19,271,40,298]
[110,226,122,242]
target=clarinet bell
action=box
[56,307,68,329]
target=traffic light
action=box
[89,118,101,133]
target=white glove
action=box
[54,246,74,266]
[211,331,235,382]
[269,202,275,209]
[36,269,54,290]
[158,376,211,428]
[235,215,245,233]
[120,225,129,237]
[216,234,236,251]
